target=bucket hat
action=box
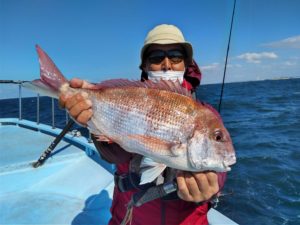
[140,24,193,65]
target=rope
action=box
[121,200,134,225]
[218,0,236,113]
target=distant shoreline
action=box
[1,77,299,100]
[202,76,300,85]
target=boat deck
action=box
[0,118,237,225]
[0,119,114,224]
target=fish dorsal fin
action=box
[93,79,192,97]
[196,101,222,121]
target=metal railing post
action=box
[37,94,40,124]
[18,83,22,120]
[51,98,55,129]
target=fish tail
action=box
[34,45,68,96]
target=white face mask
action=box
[147,70,185,84]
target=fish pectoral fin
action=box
[139,157,167,185]
[170,142,187,156]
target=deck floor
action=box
[0,123,114,224]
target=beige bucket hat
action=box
[140,24,193,65]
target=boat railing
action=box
[12,81,93,142]
[1,81,115,173]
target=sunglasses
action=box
[147,49,185,64]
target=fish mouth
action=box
[199,159,229,172]
[200,154,236,172]
[221,161,232,172]
[221,154,236,171]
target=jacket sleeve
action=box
[92,135,132,164]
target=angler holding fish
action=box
[34,24,236,225]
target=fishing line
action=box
[218,0,236,113]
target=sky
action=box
[0,0,300,87]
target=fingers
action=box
[177,171,200,202]
[193,172,219,201]
[69,78,84,88]
[176,171,219,203]
[59,93,69,109]
[68,98,92,118]
[58,78,94,127]
[177,171,191,201]
[76,108,93,125]
[69,78,95,89]
[59,92,93,126]
[65,92,89,110]
[205,172,219,192]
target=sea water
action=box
[197,78,300,225]
[1,78,299,225]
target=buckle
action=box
[114,173,130,192]
[114,172,153,192]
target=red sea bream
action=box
[28,45,236,184]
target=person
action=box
[59,24,226,225]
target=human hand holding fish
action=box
[59,78,94,126]
[176,171,219,202]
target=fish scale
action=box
[93,88,193,143]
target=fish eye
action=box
[214,130,224,142]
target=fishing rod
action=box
[218,0,236,113]
[32,119,75,168]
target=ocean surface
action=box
[1,78,300,225]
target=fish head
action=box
[187,103,236,172]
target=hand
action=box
[59,78,94,126]
[176,171,219,203]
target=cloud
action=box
[263,35,300,48]
[283,61,296,66]
[236,52,278,63]
[201,63,220,71]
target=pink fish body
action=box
[31,45,236,184]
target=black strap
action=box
[114,173,140,192]
[114,172,155,192]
